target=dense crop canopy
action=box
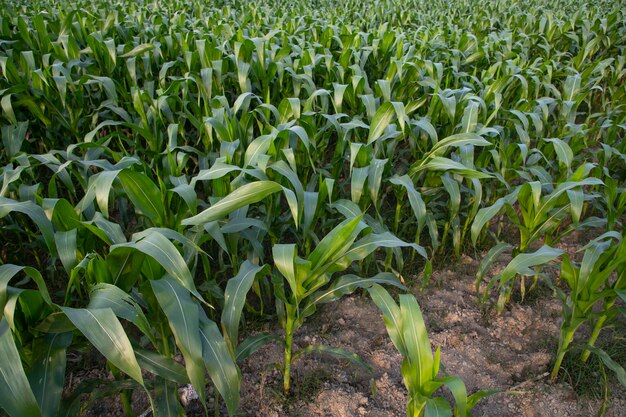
[0,0,624,415]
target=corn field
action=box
[0,0,624,415]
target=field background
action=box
[0,0,624,416]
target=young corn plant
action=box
[471,165,602,311]
[367,284,497,416]
[272,215,425,393]
[1,0,625,413]
[0,236,251,417]
[550,232,626,380]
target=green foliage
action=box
[0,0,624,415]
[550,233,626,382]
[368,284,497,416]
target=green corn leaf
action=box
[222,261,268,353]
[475,243,513,291]
[55,229,77,272]
[302,272,405,317]
[331,199,363,219]
[1,94,17,125]
[585,346,626,388]
[424,397,452,417]
[120,43,155,58]
[368,158,387,209]
[429,133,490,157]
[270,161,304,206]
[441,173,460,218]
[471,190,518,246]
[342,232,427,264]
[235,333,279,363]
[27,333,72,417]
[83,212,127,245]
[544,138,573,169]
[413,118,438,145]
[59,379,141,417]
[87,75,118,103]
[400,294,433,388]
[460,102,479,133]
[245,135,272,167]
[111,231,203,302]
[535,178,603,222]
[390,175,427,233]
[0,265,51,320]
[198,314,240,416]
[118,169,165,225]
[182,181,281,226]
[75,170,120,217]
[153,379,185,417]
[0,318,43,417]
[151,276,205,405]
[170,183,197,215]
[0,197,57,257]
[88,284,152,342]
[437,375,468,416]
[411,157,492,179]
[566,188,583,224]
[308,215,363,272]
[367,284,405,355]
[49,199,80,232]
[272,244,300,301]
[467,389,501,410]
[368,101,396,144]
[282,186,300,228]
[302,191,319,233]
[491,246,563,292]
[61,307,143,385]
[291,344,372,376]
[133,227,206,257]
[350,143,365,173]
[135,349,189,385]
[351,166,368,203]
[1,122,28,158]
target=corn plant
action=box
[550,232,626,380]
[272,214,425,393]
[367,284,497,416]
[0,0,625,413]
[471,166,603,311]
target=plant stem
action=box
[393,200,401,234]
[580,314,607,362]
[551,326,576,380]
[407,394,426,417]
[121,391,135,417]
[283,316,295,394]
[111,364,135,417]
[160,321,171,357]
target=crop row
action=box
[0,0,625,416]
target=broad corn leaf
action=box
[199,314,240,416]
[27,333,72,417]
[61,307,143,385]
[151,276,205,405]
[111,231,203,302]
[182,181,281,226]
[0,318,43,417]
[222,261,268,353]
